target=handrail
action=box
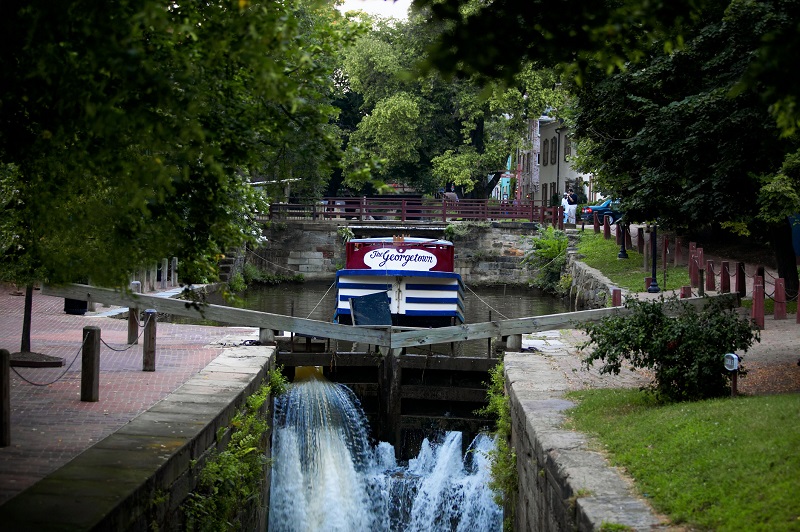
[42,284,738,349]
[267,197,565,227]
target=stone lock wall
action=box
[251,220,542,285]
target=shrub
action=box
[579,296,759,402]
[227,272,246,293]
[522,226,568,293]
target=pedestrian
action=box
[567,188,578,223]
[561,193,569,223]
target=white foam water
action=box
[268,376,502,531]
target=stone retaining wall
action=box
[505,353,664,531]
[253,220,542,285]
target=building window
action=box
[550,136,557,165]
[542,139,549,166]
[564,138,571,159]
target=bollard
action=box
[637,227,645,254]
[1,349,10,447]
[673,237,682,266]
[612,288,622,307]
[505,334,522,352]
[688,242,697,287]
[128,281,141,345]
[751,276,764,330]
[735,262,746,297]
[143,309,157,371]
[170,257,178,287]
[698,269,705,297]
[720,261,730,293]
[774,278,786,320]
[593,212,600,233]
[626,227,633,249]
[603,215,611,239]
[161,258,168,289]
[680,286,692,298]
[645,277,652,291]
[81,326,100,402]
[706,260,716,292]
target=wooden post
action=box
[160,258,168,289]
[170,257,178,287]
[612,288,622,307]
[774,278,787,320]
[720,261,730,293]
[698,269,705,297]
[558,207,564,230]
[625,227,633,249]
[593,212,600,233]
[673,237,682,266]
[506,334,522,351]
[81,326,100,402]
[645,277,652,291]
[1,349,10,447]
[259,328,277,344]
[735,262,746,297]
[680,286,692,298]
[689,242,697,287]
[751,276,765,330]
[603,215,611,239]
[706,261,716,292]
[143,309,157,371]
[637,227,645,254]
[128,281,141,345]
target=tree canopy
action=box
[337,12,563,196]
[1,0,353,286]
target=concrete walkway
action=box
[0,285,260,505]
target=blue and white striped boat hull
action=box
[333,269,465,327]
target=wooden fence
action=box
[266,197,565,226]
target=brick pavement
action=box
[0,285,257,505]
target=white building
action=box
[515,117,596,206]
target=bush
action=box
[579,296,760,402]
[522,226,568,294]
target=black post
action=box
[617,223,628,259]
[81,326,100,402]
[647,225,661,293]
[143,309,157,371]
[1,349,10,446]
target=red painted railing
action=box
[267,197,564,228]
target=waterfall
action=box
[268,374,502,531]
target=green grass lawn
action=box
[576,229,691,292]
[565,389,800,531]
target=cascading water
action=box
[268,374,502,531]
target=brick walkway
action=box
[0,286,257,504]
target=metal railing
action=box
[265,197,564,227]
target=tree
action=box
[0,0,353,353]
[566,0,800,295]
[416,0,800,135]
[338,11,562,196]
[0,0,351,288]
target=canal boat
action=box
[333,236,465,327]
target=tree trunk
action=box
[21,284,33,353]
[771,219,799,299]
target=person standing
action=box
[560,193,569,224]
[567,188,578,223]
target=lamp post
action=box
[617,221,628,259]
[647,223,661,293]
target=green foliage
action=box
[184,370,287,531]
[337,226,354,244]
[443,221,490,241]
[476,362,516,531]
[566,389,800,530]
[227,272,246,294]
[522,227,568,293]
[580,296,759,402]
[242,262,304,286]
[0,1,354,287]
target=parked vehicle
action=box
[580,199,622,224]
